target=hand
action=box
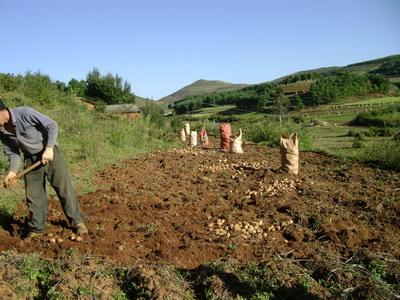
[4,171,17,188]
[41,147,54,165]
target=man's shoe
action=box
[20,230,43,240]
[75,223,88,235]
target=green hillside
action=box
[170,55,399,117]
[158,55,399,110]
[158,79,249,104]
[274,54,400,84]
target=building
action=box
[105,104,141,120]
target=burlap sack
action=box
[200,127,209,146]
[220,123,231,151]
[180,128,186,142]
[231,128,243,154]
[184,122,190,137]
[190,130,198,147]
[280,133,299,174]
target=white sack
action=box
[231,128,244,154]
[190,130,198,147]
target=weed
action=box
[383,195,399,205]
[76,285,98,297]
[307,217,320,231]
[368,260,387,281]
[184,193,199,203]
[138,223,157,236]
[298,274,313,292]
[227,242,237,251]
[116,268,153,299]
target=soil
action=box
[0,142,399,270]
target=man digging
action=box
[0,100,88,238]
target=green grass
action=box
[187,105,267,122]
[316,114,355,123]
[189,105,236,118]
[339,96,400,106]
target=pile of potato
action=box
[199,160,269,177]
[266,219,294,232]
[198,159,230,173]
[230,178,300,203]
[172,147,205,156]
[207,219,267,240]
[259,178,300,197]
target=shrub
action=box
[352,140,364,148]
[239,119,311,150]
[361,140,400,171]
[141,101,166,127]
[351,104,400,128]
[169,114,183,132]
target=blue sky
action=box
[0,0,399,100]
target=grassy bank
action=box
[1,249,398,299]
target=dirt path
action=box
[0,143,399,270]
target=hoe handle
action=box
[15,161,42,180]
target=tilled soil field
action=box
[0,143,399,297]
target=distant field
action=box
[336,96,400,106]
[189,105,236,118]
[189,105,266,120]
[187,96,400,121]
[280,81,312,94]
[304,123,389,158]
[316,114,355,123]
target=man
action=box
[0,101,88,238]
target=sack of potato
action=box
[280,133,299,175]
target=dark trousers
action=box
[24,145,84,232]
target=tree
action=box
[275,95,290,116]
[366,74,390,93]
[293,95,304,110]
[85,68,135,104]
[66,79,87,97]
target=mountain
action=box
[272,54,400,83]
[158,79,249,105]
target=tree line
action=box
[0,68,135,105]
[308,72,390,105]
[171,83,294,115]
[171,71,392,115]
